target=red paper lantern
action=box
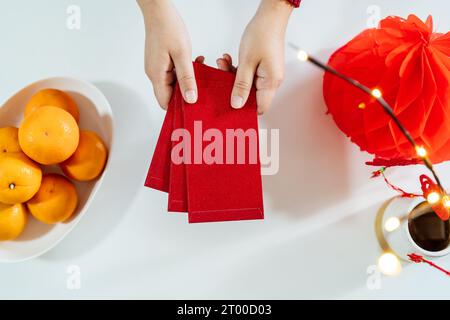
[323,15,450,163]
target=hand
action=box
[138,0,197,109]
[230,0,293,114]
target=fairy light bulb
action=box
[427,191,440,205]
[9,183,15,190]
[297,50,309,62]
[378,252,401,276]
[371,88,382,98]
[384,217,401,232]
[443,195,450,208]
[415,146,427,158]
[358,102,366,110]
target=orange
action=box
[19,106,79,165]
[60,131,108,181]
[0,127,21,154]
[0,203,27,241]
[24,89,79,122]
[0,152,42,204]
[27,174,78,224]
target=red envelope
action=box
[182,63,264,223]
[144,91,175,192]
[168,85,188,212]
[145,62,264,223]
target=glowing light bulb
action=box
[297,50,309,62]
[378,252,401,276]
[371,88,382,98]
[358,102,366,110]
[9,183,15,190]
[443,195,450,208]
[415,146,427,158]
[427,191,440,205]
[384,217,401,232]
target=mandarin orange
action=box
[24,89,79,122]
[0,203,27,241]
[60,131,108,181]
[0,127,21,154]
[19,106,79,165]
[27,174,78,224]
[0,152,42,204]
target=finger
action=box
[222,53,232,64]
[195,55,205,64]
[153,84,173,110]
[172,54,198,104]
[222,53,237,73]
[231,62,256,109]
[152,69,176,110]
[256,88,277,115]
[254,71,284,91]
[216,58,233,72]
[254,65,284,114]
[145,55,176,110]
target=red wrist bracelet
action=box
[286,0,301,8]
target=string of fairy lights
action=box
[288,42,450,212]
[289,43,450,276]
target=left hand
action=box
[226,0,293,115]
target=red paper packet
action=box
[145,62,264,223]
[183,63,264,223]
[168,84,188,212]
[144,92,175,192]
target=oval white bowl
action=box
[0,77,114,263]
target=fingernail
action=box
[185,90,197,104]
[231,95,243,109]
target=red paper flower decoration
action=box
[323,15,450,163]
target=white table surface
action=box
[0,0,449,299]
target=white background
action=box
[0,0,449,299]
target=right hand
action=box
[138,0,198,109]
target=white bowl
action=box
[0,77,114,263]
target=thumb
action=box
[173,55,198,104]
[231,62,256,109]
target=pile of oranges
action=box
[0,89,108,241]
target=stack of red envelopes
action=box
[144,62,264,223]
